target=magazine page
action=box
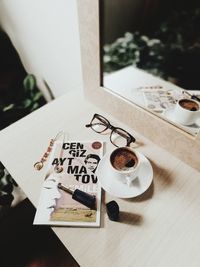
[34,141,104,227]
[141,87,182,112]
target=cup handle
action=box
[126,174,134,187]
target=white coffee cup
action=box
[173,98,200,126]
[109,147,140,187]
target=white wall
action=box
[0,0,82,100]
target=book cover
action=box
[34,141,104,227]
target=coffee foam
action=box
[179,99,199,111]
[110,148,138,171]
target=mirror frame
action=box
[77,0,200,171]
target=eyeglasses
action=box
[85,113,136,147]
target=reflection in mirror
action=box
[101,1,200,136]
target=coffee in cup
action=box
[110,147,140,187]
[173,98,200,126]
[179,99,199,111]
[110,147,138,171]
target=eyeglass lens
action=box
[89,114,133,147]
[90,115,108,133]
[110,128,131,147]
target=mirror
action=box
[101,1,200,136]
[77,0,200,171]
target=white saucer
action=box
[162,107,178,123]
[96,151,153,198]
[163,108,200,135]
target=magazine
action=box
[141,86,182,112]
[34,140,104,227]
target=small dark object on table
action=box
[106,200,119,221]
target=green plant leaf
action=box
[0,168,5,179]
[23,99,32,108]
[0,192,14,206]
[23,74,36,91]
[0,182,13,194]
[3,104,15,112]
[33,92,42,102]
[31,102,39,111]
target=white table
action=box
[0,90,200,267]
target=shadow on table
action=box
[125,157,174,204]
[119,211,143,226]
[151,159,173,186]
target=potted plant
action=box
[103,7,200,90]
[0,74,46,217]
